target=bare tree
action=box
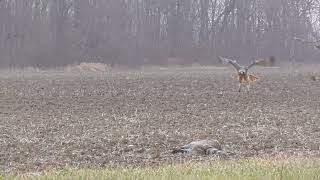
[0,0,319,68]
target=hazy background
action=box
[0,0,319,68]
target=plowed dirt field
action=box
[0,66,319,171]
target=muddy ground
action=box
[0,65,320,171]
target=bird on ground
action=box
[171,139,222,155]
[217,56,275,93]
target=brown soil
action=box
[0,66,319,171]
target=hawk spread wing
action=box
[217,56,241,71]
[246,56,275,70]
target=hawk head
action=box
[238,69,246,75]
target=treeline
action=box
[0,0,319,68]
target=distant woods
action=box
[0,0,319,68]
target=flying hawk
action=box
[217,56,275,92]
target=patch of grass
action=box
[4,157,320,180]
